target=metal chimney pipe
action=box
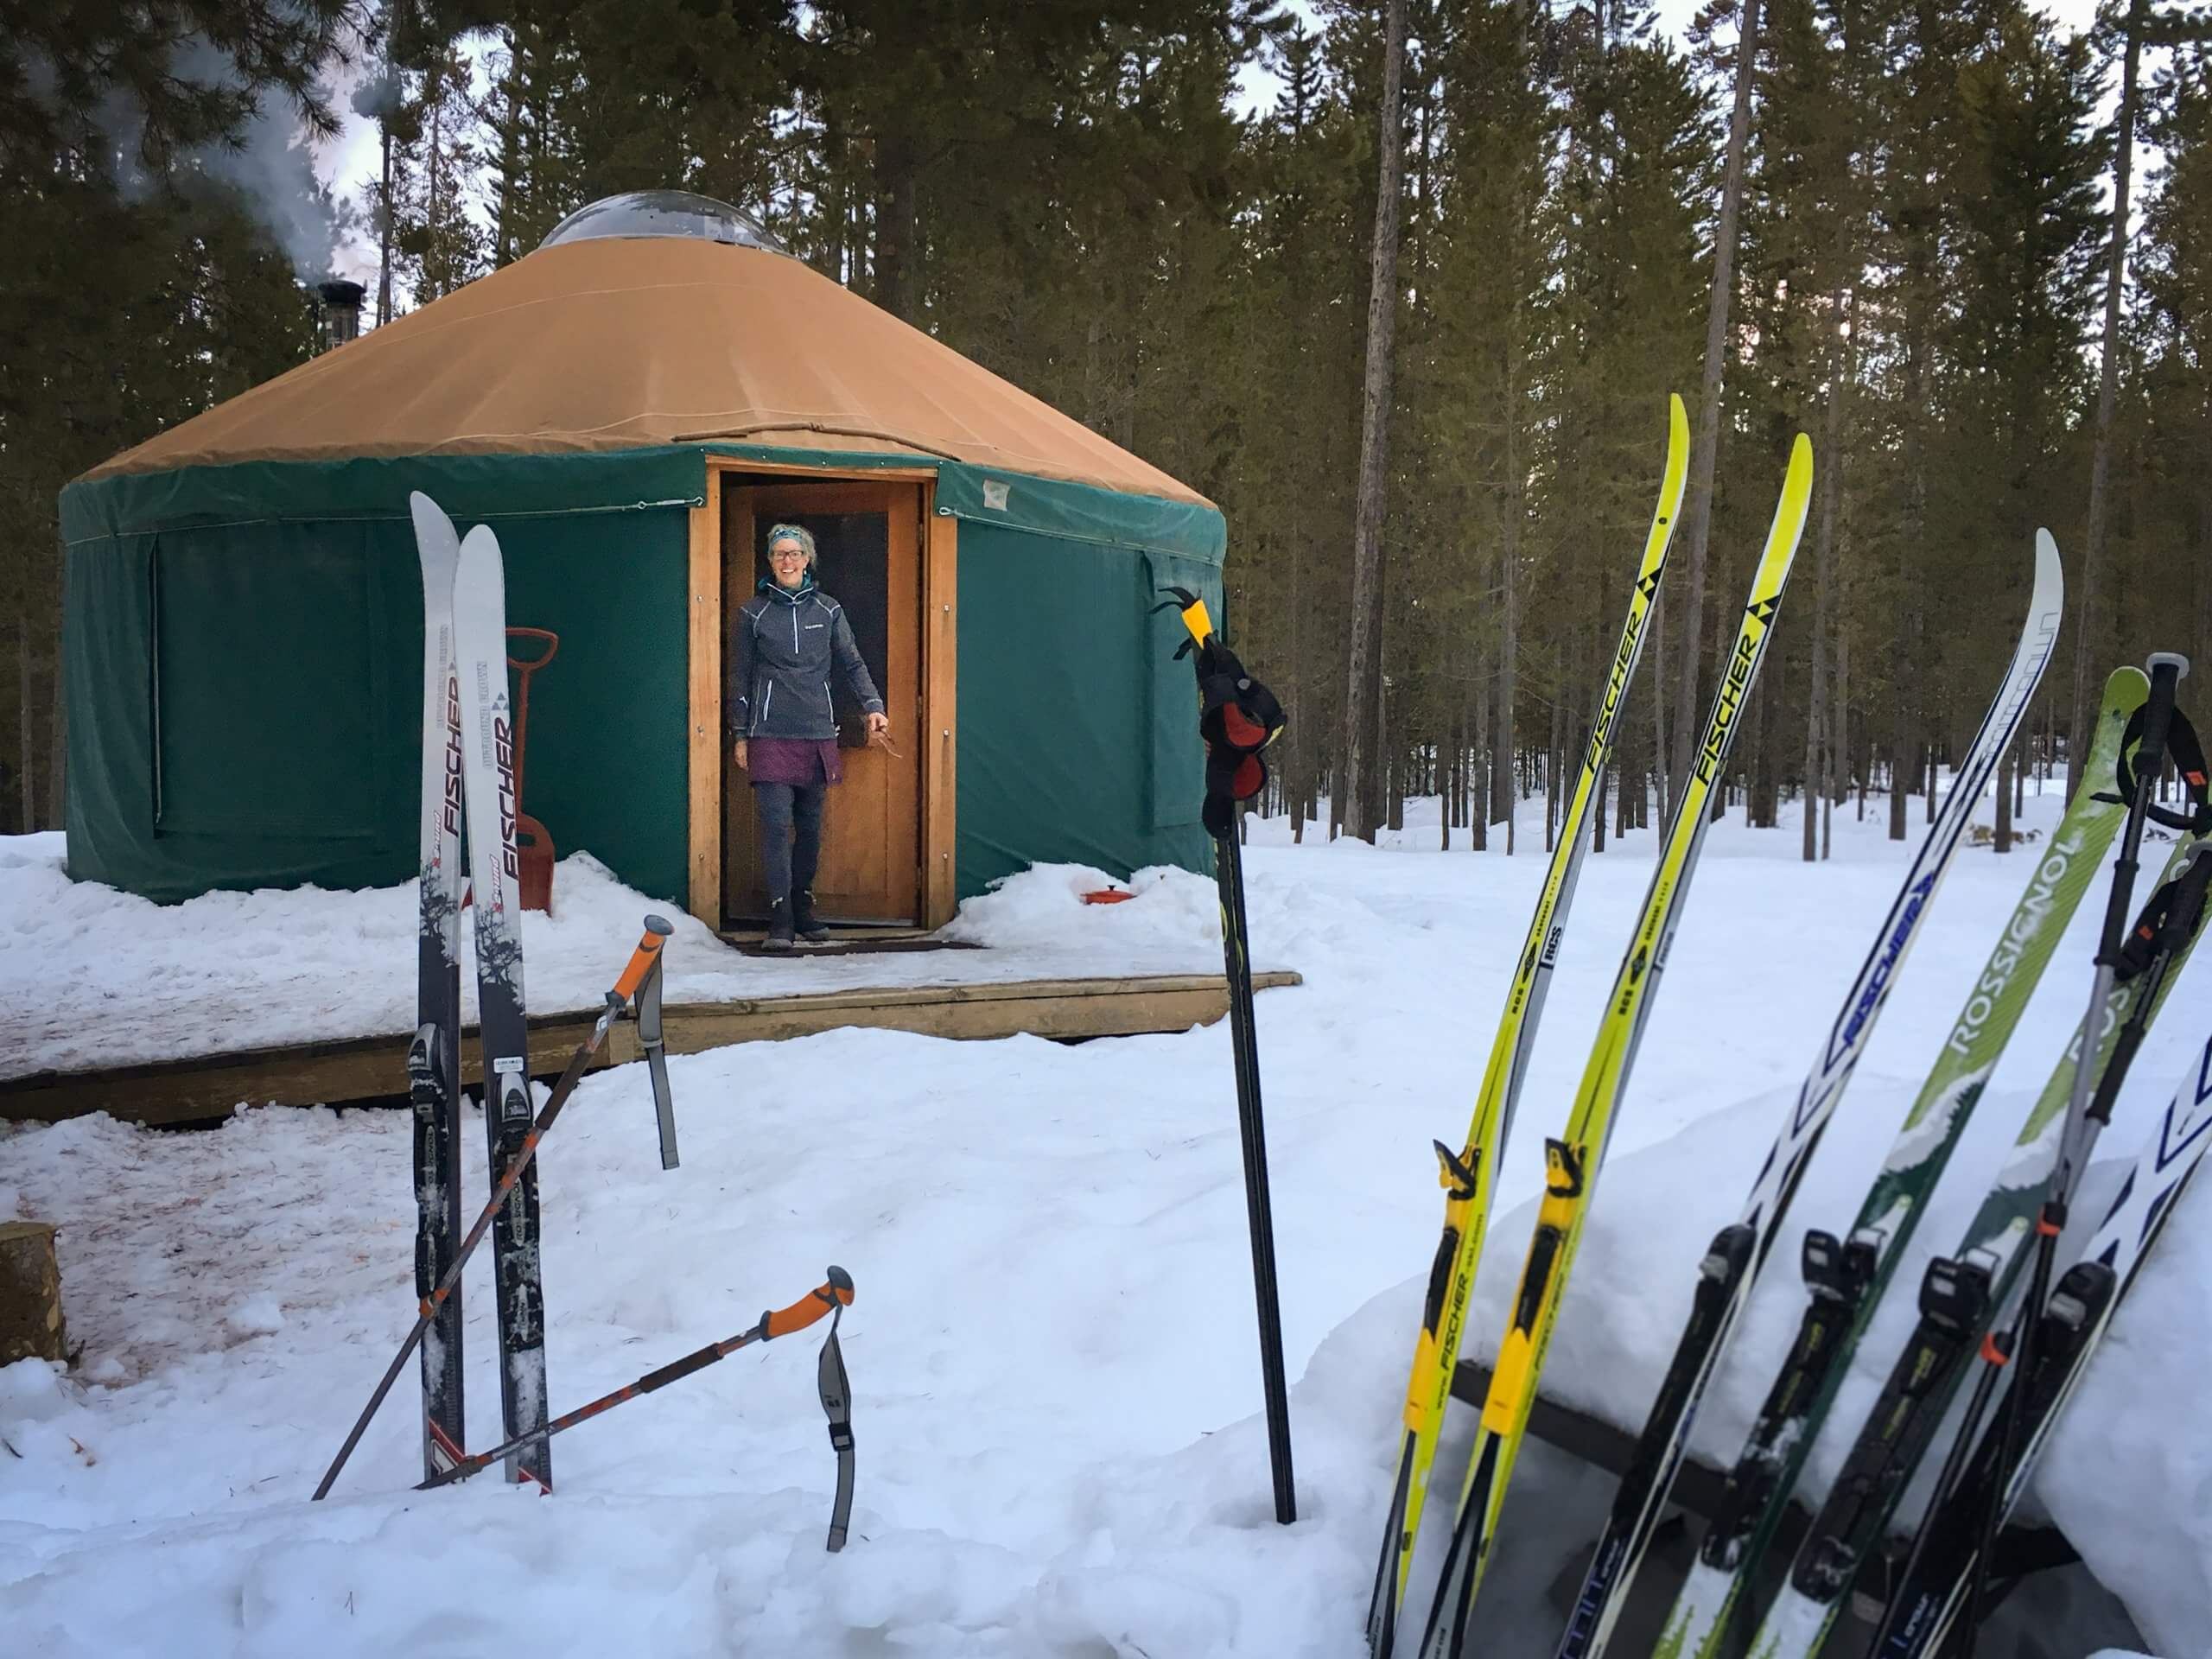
[315,279,365,351]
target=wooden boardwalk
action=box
[0,970,1301,1128]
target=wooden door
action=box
[722,481,922,925]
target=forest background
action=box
[5,0,2209,860]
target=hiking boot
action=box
[764,897,796,951]
[792,888,831,944]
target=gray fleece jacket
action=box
[727,578,885,741]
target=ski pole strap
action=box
[636,950,678,1170]
[2145,708,2212,832]
[2115,659,2209,833]
[819,1302,855,1553]
[1152,584,1287,840]
[2114,843,2212,982]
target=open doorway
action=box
[720,480,923,928]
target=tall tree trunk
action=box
[1804,283,1850,860]
[873,130,919,323]
[377,118,395,326]
[1669,0,1764,794]
[493,32,524,265]
[16,617,31,832]
[47,554,64,832]
[2070,0,2147,798]
[1344,0,1409,844]
[1492,405,1522,855]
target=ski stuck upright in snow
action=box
[450,519,553,1486]
[315,915,675,1500]
[1365,391,1690,1657]
[1412,430,1814,1659]
[1745,810,2212,1659]
[1554,530,2065,1659]
[410,492,469,1481]
[1653,658,2151,1659]
[1869,1015,2212,1659]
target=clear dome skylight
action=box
[540,191,789,255]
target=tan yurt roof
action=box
[86,200,1209,506]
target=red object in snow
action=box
[507,627,560,914]
[1081,889,1135,906]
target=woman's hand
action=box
[731,738,748,771]
[865,713,890,741]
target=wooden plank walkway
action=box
[0,970,1302,1128]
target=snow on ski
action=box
[1649,663,2145,1659]
[1870,1020,2212,1659]
[1365,391,1690,1657]
[409,492,468,1479]
[453,521,551,1489]
[1744,825,2212,1659]
[1554,531,2064,1659]
[1413,432,1814,1659]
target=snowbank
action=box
[0,779,2202,1654]
[0,843,1259,1082]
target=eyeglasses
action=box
[770,546,807,561]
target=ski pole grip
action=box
[2141,654,2189,771]
[612,915,674,1003]
[1160,587,1213,646]
[764,1267,855,1339]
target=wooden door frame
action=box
[686,458,957,932]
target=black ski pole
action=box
[418,1268,855,1553]
[315,917,674,1500]
[1217,809,1296,1524]
[1156,585,1296,1525]
[1948,652,2197,1654]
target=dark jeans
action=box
[753,781,826,906]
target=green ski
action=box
[1654,664,2150,1659]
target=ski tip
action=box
[2029,528,2064,612]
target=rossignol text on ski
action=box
[1653,661,2152,1659]
[1556,531,2063,1659]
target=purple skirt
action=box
[747,736,843,787]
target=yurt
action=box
[58,192,1226,930]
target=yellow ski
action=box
[1365,394,1690,1656]
[1413,432,1815,1659]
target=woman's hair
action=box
[764,523,818,569]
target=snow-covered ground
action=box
[2,778,2206,1657]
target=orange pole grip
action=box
[764,1266,855,1339]
[611,915,675,1002]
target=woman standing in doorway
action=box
[728,524,891,949]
